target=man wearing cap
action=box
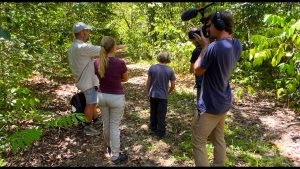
[67,22,102,136]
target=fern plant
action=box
[44,113,85,129]
[8,128,42,154]
[6,113,85,156]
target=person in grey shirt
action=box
[146,51,176,139]
[68,22,101,136]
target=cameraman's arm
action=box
[190,64,194,74]
[190,46,201,74]
[193,31,209,76]
[194,48,207,76]
[116,45,128,52]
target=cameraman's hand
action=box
[116,45,128,52]
[193,29,209,48]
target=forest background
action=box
[0,2,299,166]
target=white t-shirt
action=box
[67,39,101,92]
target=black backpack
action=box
[70,92,86,113]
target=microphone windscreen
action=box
[181,8,198,21]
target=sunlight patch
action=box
[132,144,143,153]
[139,109,150,119]
[127,64,150,70]
[127,76,147,85]
[158,157,176,166]
[27,74,52,84]
[274,125,300,166]
[259,116,279,129]
[54,84,78,97]
[140,124,148,130]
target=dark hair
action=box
[157,51,171,63]
[210,11,233,34]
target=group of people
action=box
[68,23,129,164]
[67,10,242,166]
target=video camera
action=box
[188,28,202,40]
[181,2,215,38]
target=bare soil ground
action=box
[4,63,300,166]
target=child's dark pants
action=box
[149,97,167,137]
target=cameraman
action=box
[191,11,242,166]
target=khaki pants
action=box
[98,93,125,160]
[191,111,226,166]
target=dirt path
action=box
[5,63,300,166]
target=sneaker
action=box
[84,125,100,136]
[157,134,165,139]
[111,152,128,164]
[156,132,168,139]
[107,146,111,155]
[149,127,157,135]
[149,129,156,135]
[92,119,103,130]
[92,118,102,126]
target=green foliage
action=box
[112,2,200,73]
[236,87,243,102]
[225,123,292,166]
[0,112,85,160]
[0,3,115,163]
[1,2,300,166]
[8,128,42,154]
[172,131,193,161]
[44,113,85,129]
[169,118,293,166]
[0,157,7,167]
[0,30,10,40]
[234,11,300,108]
[263,14,285,27]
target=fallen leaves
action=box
[4,62,300,167]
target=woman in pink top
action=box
[94,36,129,164]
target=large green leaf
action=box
[271,44,285,67]
[286,83,296,93]
[276,88,286,98]
[263,14,284,27]
[0,158,7,167]
[291,20,300,31]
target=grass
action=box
[225,122,293,167]
[164,87,293,166]
[168,123,293,166]
[124,62,294,166]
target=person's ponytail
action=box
[98,46,108,78]
[98,36,115,78]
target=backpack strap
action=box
[77,61,90,83]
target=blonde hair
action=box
[98,36,115,78]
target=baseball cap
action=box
[72,22,93,33]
